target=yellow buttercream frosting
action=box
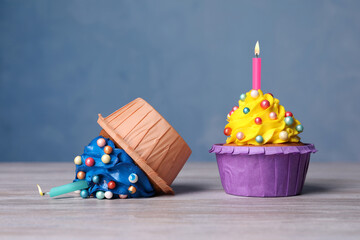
[225,89,302,145]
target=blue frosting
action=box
[74,136,155,198]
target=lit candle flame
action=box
[37,184,45,196]
[254,41,260,57]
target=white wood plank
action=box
[0,162,359,240]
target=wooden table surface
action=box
[0,162,359,240]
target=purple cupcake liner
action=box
[209,144,317,197]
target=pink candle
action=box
[252,41,261,90]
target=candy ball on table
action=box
[105,191,113,199]
[119,194,128,199]
[96,191,105,199]
[80,189,89,198]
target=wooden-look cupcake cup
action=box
[98,98,192,194]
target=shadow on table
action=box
[302,183,332,195]
[172,183,209,195]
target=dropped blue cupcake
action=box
[74,136,155,199]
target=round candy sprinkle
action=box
[236,132,244,140]
[279,131,289,140]
[260,100,270,109]
[92,175,100,184]
[101,154,111,164]
[104,146,113,154]
[77,171,86,180]
[128,173,138,183]
[96,191,105,199]
[255,117,262,125]
[105,191,113,199]
[224,127,232,136]
[296,124,304,132]
[267,93,273,97]
[128,186,137,194]
[108,181,116,189]
[74,156,82,165]
[119,194,128,199]
[85,157,95,167]
[269,112,277,120]
[243,107,250,114]
[97,138,106,148]
[240,93,246,101]
[285,111,293,117]
[255,135,264,143]
[285,116,294,126]
[80,189,89,198]
[227,114,230,119]
[250,90,259,98]
[229,110,234,116]
[232,106,239,111]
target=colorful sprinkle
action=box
[92,175,100,184]
[101,154,111,164]
[74,156,82,165]
[128,186,137,194]
[104,146,113,154]
[77,171,86,180]
[250,90,259,98]
[97,138,106,148]
[119,194,128,199]
[108,181,116,189]
[267,93,273,97]
[224,127,232,136]
[243,107,250,114]
[96,191,105,199]
[296,125,304,132]
[285,111,293,117]
[269,112,277,120]
[285,116,294,126]
[240,93,246,101]
[236,132,245,140]
[80,189,89,198]
[232,106,239,111]
[85,157,95,167]
[255,135,264,143]
[105,191,113,199]
[129,173,138,183]
[260,100,270,109]
[255,117,262,125]
[229,110,234,116]
[279,131,289,140]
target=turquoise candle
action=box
[49,180,88,197]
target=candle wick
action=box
[255,53,259,58]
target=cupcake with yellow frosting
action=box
[210,89,316,197]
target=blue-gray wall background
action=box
[1,0,359,162]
